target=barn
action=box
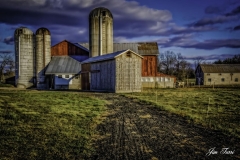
[80,42,176,88]
[81,49,143,93]
[14,7,175,91]
[195,64,240,85]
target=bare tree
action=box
[158,51,177,75]
[0,52,14,82]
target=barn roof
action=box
[81,49,143,64]
[199,64,240,73]
[78,42,159,55]
[45,56,81,75]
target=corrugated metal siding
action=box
[200,64,240,73]
[78,42,159,55]
[45,56,81,74]
[113,43,138,53]
[81,50,126,64]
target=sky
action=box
[0,0,240,63]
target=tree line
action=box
[158,51,240,81]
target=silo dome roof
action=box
[89,7,113,18]
[14,27,33,35]
[36,27,51,35]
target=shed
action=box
[45,56,81,89]
[195,64,240,85]
[81,49,143,93]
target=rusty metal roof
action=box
[78,42,159,55]
[81,49,143,64]
[200,64,240,73]
[45,56,81,74]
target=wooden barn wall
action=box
[51,41,89,56]
[68,43,89,56]
[115,52,142,92]
[90,60,116,91]
[81,63,91,90]
[142,55,157,77]
[51,41,68,56]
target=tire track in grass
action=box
[90,93,240,160]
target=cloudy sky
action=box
[0,0,240,63]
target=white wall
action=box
[55,74,73,85]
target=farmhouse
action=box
[195,64,240,85]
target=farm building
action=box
[195,64,240,85]
[81,49,143,92]
[80,42,176,88]
[14,7,175,91]
[45,56,81,89]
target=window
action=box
[207,73,210,76]
[208,78,211,82]
[221,78,225,82]
[126,52,131,57]
[235,78,238,82]
[58,75,62,78]
[65,75,69,78]
[219,73,221,75]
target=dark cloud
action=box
[159,34,240,50]
[233,25,240,30]
[184,53,237,61]
[192,15,237,27]
[0,50,13,54]
[3,36,14,45]
[225,6,240,16]
[205,6,224,14]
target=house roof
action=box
[81,49,143,64]
[45,56,81,74]
[78,42,159,55]
[199,64,240,73]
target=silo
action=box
[14,27,35,88]
[35,27,51,89]
[89,7,113,57]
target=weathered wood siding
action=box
[51,40,89,56]
[115,52,142,92]
[81,63,91,90]
[142,55,157,77]
[90,60,116,91]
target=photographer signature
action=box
[206,147,235,156]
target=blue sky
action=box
[0,0,240,63]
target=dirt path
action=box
[90,93,240,160]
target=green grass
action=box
[0,83,14,87]
[0,90,107,159]
[124,88,240,138]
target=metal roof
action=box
[81,49,143,64]
[45,56,81,74]
[199,64,240,73]
[78,42,159,55]
[73,43,89,52]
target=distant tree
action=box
[0,53,14,82]
[213,54,240,64]
[158,51,176,75]
[158,51,194,81]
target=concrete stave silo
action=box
[35,27,51,89]
[89,7,113,57]
[14,27,35,88]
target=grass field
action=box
[0,90,106,159]
[124,88,240,138]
